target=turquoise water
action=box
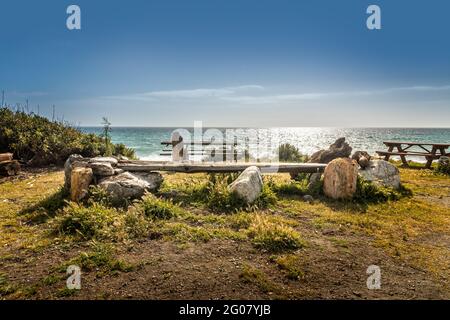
[81,127,450,161]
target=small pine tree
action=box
[101,117,112,156]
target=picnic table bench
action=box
[376,141,450,169]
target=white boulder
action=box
[88,162,115,176]
[358,160,400,189]
[228,166,263,204]
[89,157,118,166]
[98,171,163,202]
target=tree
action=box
[101,117,112,156]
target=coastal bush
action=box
[138,194,180,220]
[204,175,277,213]
[354,177,412,204]
[270,175,323,197]
[278,143,308,163]
[0,107,135,165]
[62,241,133,272]
[435,158,450,175]
[270,254,305,280]
[52,201,153,241]
[51,202,123,240]
[247,215,305,252]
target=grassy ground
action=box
[0,166,449,299]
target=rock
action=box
[352,150,371,161]
[307,172,322,189]
[88,162,115,176]
[88,157,118,166]
[114,168,124,175]
[303,195,314,203]
[358,156,370,169]
[352,151,371,169]
[228,166,263,204]
[132,172,164,190]
[309,137,352,164]
[117,155,129,161]
[64,154,87,189]
[98,171,163,202]
[358,160,401,189]
[323,158,358,200]
[70,167,93,202]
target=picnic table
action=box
[376,141,450,169]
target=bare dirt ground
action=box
[0,168,449,300]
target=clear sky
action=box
[1,0,449,127]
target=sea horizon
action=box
[80,127,450,162]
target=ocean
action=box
[80,127,450,162]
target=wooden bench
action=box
[161,136,241,162]
[376,141,450,169]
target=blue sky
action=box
[1,0,449,127]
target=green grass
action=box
[353,177,412,204]
[20,187,69,224]
[61,242,133,273]
[1,166,449,299]
[51,202,120,240]
[137,194,181,220]
[270,254,305,280]
[0,273,17,296]
[239,264,280,294]
[247,214,305,252]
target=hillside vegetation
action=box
[0,108,135,165]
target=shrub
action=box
[278,143,308,163]
[248,215,305,252]
[270,175,323,196]
[204,175,277,213]
[270,180,309,196]
[138,194,180,220]
[205,177,246,212]
[64,242,133,272]
[239,264,279,294]
[354,177,412,204]
[87,185,112,207]
[0,107,136,165]
[51,202,119,240]
[123,208,151,239]
[270,254,305,280]
[435,157,450,175]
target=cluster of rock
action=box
[309,138,401,200]
[64,137,404,205]
[65,155,163,203]
[309,137,353,163]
